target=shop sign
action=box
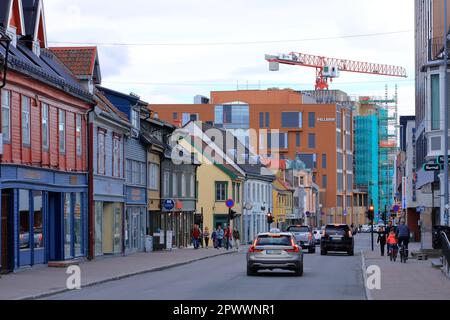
[163,199,175,211]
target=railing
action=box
[441,231,450,276]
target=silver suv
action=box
[246,232,304,276]
[287,225,316,254]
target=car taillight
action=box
[249,246,263,253]
[287,245,300,253]
[348,230,353,238]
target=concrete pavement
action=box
[361,233,450,300]
[0,247,234,300]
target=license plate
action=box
[266,250,282,255]
[331,236,342,241]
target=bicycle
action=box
[399,243,408,263]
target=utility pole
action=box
[445,0,450,227]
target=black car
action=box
[320,224,354,256]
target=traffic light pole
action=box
[371,220,374,252]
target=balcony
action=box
[429,37,444,61]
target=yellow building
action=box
[272,178,293,229]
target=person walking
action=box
[377,226,386,256]
[224,226,232,250]
[203,226,210,248]
[211,228,217,249]
[233,228,240,251]
[216,225,224,249]
[192,225,200,249]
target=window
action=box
[163,171,170,196]
[190,175,195,198]
[308,133,316,148]
[431,74,440,130]
[215,182,228,201]
[337,173,343,192]
[296,132,300,147]
[76,114,82,156]
[149,163,159,190]
[322,154,327,169]
[215,105,249,127]
[182,113,199,126]
[271,132,288,149]
[337,152,343,170]
[336,131,342,149]
[336,112,342,130]
[300,176,304,186]
[259,112,264,127]
[281,112,302,128]
[126,160,132,183]
[97,129,105,175]
[41,103,49,150]
[181,174,187,197]
[172,173,177,196]
[131,109,139,128]
[132,161,139,184]
[140,162,146,185]
[22,96,31,146]
[337,196,343,207]
[232,182,236,201]
[308,112,315,128]
[59,109,65,153]
[173,112,178,120]
[113,136,120,177]
[322,175,328,188]
[2,90,10,142]
[237,183,241,203]
[347,174,353,191]
[265,112,270,128]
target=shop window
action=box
[74,193,82,257]
[64,193,72,259]
[94,202,103,257]
[33,191,43,250]
[19,190,30,251]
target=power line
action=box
[48,30,413,47]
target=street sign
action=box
[226,199,235,209]
[424,163,443,172]
[162,199,175,211]
[393,205,399,213]
[437,155,450,165]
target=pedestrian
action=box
[216,225,224,249]
[203,226,210,248]
[233,228,240,251]
[224,226,232,250]
[211,228,217,249]
[377,226,386,256]
[192,225,200,249]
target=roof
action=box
[0,33,93,102]
[94,89,130,124]
[273,178,292,192]
[50,46,98,79]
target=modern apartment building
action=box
[151,89,354,223]
[415,0,450,248]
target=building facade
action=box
[0,0,93,271]
[151,89,354,223]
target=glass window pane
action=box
[94,202,103,256]
[22,97,30,145]
[281,112,300,128]
[74,193,82,257]
[2,90,10,141]
[19,190,30,251]
[431,74,440,130]
[33,191,43,249]
[308,112,315,128]
[114,206,122,254]
[64,193,72,259]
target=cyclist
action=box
[386,229,398,256]
[396,219,410,258]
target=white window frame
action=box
[131,109,139,128]
[172,173,178,197]
[2,90,11,142]
[149,163,159,190]
[42,103,49,150]
[190,174,195,198]
[97,129,106,175]
[113,135,121,177]
[22,96,31,146]
[59,109,66,154]
[181,174,187,197]
[163,171,170,196]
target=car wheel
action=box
[348,250,354,256]
[308,246,315,254]
[247,266,256,276]
[321,249,327,256]
[295,263,304,277]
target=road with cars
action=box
[46,233,372,300]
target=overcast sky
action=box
[45,0,414,115]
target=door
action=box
[126,207,141,253]
[1,190,13,273]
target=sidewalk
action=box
[362,241,450,300]
[0,247,235,300]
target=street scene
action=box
[0,0,450,303]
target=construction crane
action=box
[265,52,407,90]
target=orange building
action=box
[151,89,354,222]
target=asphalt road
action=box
[47,234,373,300]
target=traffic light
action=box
[267,212,274,224]
[367,204,375,221]
[228,209,238,221]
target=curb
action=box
[360,250,373,301]
[18,250,236,300]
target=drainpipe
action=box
[87,109,95,260]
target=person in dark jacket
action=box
[396,219,410,257]
[377,226,387,256]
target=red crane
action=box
[265,52,407,90]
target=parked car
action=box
[312,229,322,245]
[286,225,316,253]
[321,224,354,256]
[19,228,43,249]
[360,225,371,233]
[247,232,304,276]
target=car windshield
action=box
[256,235,292,246]
[287,226,309,233]
[326,226,349,236]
